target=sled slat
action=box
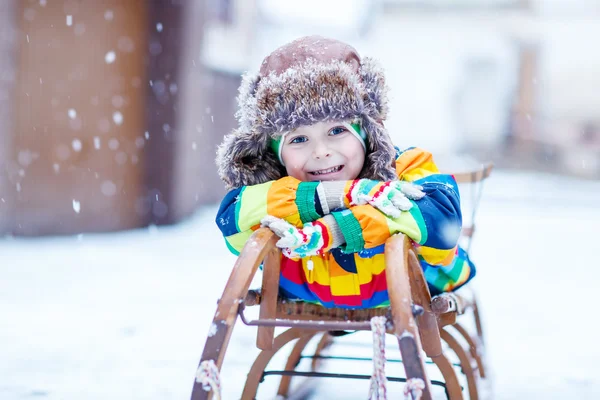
[257,247,280,350]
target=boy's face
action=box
[281,120,365,182]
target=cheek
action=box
[282,151,307,178]
[349,153,366,176]
[342,141,366,169]
[285,165,308,180]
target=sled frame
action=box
[190,163,493,400]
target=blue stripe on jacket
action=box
[215,187,243,237]
[413,176,462,250]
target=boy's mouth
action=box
[308,165,344,176]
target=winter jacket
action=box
[215,147,476,309]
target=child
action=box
[215,36,475,309]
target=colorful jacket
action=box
[215,147,476,308]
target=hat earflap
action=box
[359,57,389,120]
[216,128,285,190]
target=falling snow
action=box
[71,139,82,152]
[112,111,123,125]
[105,51,116,64]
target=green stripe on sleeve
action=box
[408,200,428,245]
[225,238,241,256]
[332,209,365,254]
[226,230,253,255]
[234,186,245,233]
[386,203,422,244]
[296,182,321,223]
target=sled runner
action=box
[191,163,493,400]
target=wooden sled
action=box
[190,163,493,400]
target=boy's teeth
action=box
[312,165,340,175]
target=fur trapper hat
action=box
[216,35,398,189]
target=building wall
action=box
[0,0,231,236]
[0,1,18,234]
[10,0,148,235]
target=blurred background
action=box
[2,0,599,236]
[1,1,599,399]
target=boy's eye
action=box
[289,136,308,144]
[329,126,348,136]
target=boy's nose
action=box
[313,149,331,159]
[313,144,331,159]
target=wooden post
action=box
[511,45,538,142]
[0,1,17,234]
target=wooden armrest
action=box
[461,225,475,238]
[451,162,494,184]
[256,243,281,350]
[198,228,277,372]
[217,228,277,321]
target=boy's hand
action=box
[261,216,327,258]
[346,180,425,218]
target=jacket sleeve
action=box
[215,176,328,255]
[330,147,462,261]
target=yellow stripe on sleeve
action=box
[418,245,457,266]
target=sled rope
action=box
[403,378,426,400]
[368,316,388,399]
[196,359,222,400]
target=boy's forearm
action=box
[409,178,462,250]
[327,178,461,253]
[216,178,345,255]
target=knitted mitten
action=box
[317,180,425,218]
[261,214,344,258]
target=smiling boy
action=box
[214,36,476,308]
[274,120,366,181]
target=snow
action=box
[104,10,114,22]
[72,200,81,214]
[104,51,116,64]
[1,170,599,399]
[71,139,82,152]
[112,111,123,126]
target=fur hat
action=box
[216,35,398,190]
